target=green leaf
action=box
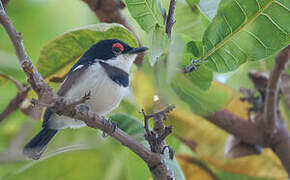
[148,24,169,66]
[8,146,128,180]
[171,80,232,116]
[110,114,186,180]
[37,23,138,80]
[166,35,213,91]
[202,0,290,72]
[174,1,209,41]
[124,0,165,33]
[180,53,213,90]
[186,41,203,58]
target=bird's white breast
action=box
[49,63,128,129]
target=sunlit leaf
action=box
[124,0,164,33]
[37,23,138,81]
[176,155,216,180]
[202,0,290,72]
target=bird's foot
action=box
[162,146,175,160]
[102,118,118,138]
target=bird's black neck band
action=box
[99,61,129,87]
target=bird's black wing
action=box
[57,64,88,96]
[42,59,93,127]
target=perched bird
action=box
[23,39,147,160]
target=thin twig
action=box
[1,0,8,9]
[0,72,30,122]
[165,0,176,40]
[264,45,290,134]
[0,1,174,179]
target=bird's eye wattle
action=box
[112,43,124,55]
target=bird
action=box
[23,39,148,160]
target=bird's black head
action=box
[82,39,147,60]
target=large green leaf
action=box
[174,1,209,41]
[8,145,128,180]
[202,0,290,72]
[124,0,165,33]
[171,80,232,116]
[37,23,138,80]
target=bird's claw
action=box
[102,119,118,138]
[162,145,175,160]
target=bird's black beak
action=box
[127,47,148,54]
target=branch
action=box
[206,110,267,146]
[1,0,8,9]
[165,0,176,40]
[270,113,290,174]
[264,45,290,134]
[141,105,175,155]
[0,73,30,123]
[82,0,145,65]
[0,2,174,179]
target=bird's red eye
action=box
[112,43,124,52]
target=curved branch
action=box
[206,110,267,146]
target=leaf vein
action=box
[273,0,290,11]
[243,29,269,49]
[223,15,233,34]
[261,12,288,34]
[255,0,261,10]
[224,48,239,64]
[233,0,248,21]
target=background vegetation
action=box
[0,0,289,179]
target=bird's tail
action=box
[23,127,58,160]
